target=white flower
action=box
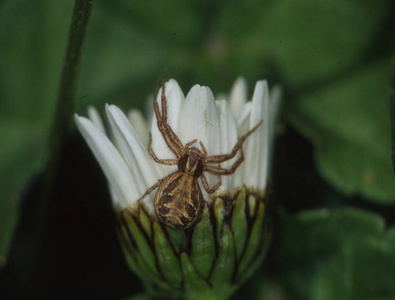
[75,78,281,213]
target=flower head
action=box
[75,76,281,299]
[76,77,280,209]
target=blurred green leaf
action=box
[0,0,72,256]
[76,0,206,113]
[312,237,395,300]
[218,0,389,87]
[264,209,395,299]
[288,61,395,203]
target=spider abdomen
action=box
[154,172,203,230]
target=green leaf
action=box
[312,237,395,300]
[0,0,72,257]
[264,208,395,300]
[289,61,395,203]
[218,0,389,86]
[76,0,200,112]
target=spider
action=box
[137,73,262,230]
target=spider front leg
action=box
[147,132,178,166]
[205,147,244,175]
[201,173,222,194]
[185,139,197,148]
[206,120,262,164]
[135,180,162,203]
[151,72,185,158]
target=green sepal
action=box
[190,202,216,279]
[138,206,152,238]
[118,189,270,300]
[116,226,141,276]
[167,229,188,255]
[213,197,225,244]
[237,198,265,280]
[120,212,163,287]
[153,221,182,288]
[122,211,157,277]
[210,224,236,285]
[232,188,248,258]
[180,252,211,295]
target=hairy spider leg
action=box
[200,172,222,194]
[151,72,185,158]
[205,120,262,164]
[205,147,245,175]
[147,132,178,165]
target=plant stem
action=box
[42,0,94,207]
[391,58,395,174]
[35,0,94,297]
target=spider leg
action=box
[185,139,197,148]
[152,73,185,158]
[205,147,244,175]
[153,94,184,157]
[199,141,207,156]
[206,120,262,164]
[136,180,162,202]
[159,74,185,151]
[148,132,178,165]
[201,173,222,194]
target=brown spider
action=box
[137,73,262,230]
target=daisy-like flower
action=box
[75,76,281,300]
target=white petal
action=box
[150,79,184,178]
[258,85,270,191]
[87,106,106,134]
[75,115,138,208]
[232,102,250,188]
[128,109,149,147]
[215,100,239,192]
[106,104,160,199]
[234,102,252,135]
[109,184,123,208]
[243,81,269,192]
[179,85,221,188]
[179,85,221,153]
[230,77,248,114]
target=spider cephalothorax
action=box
[178,148,204,178]
[138,73,262,230]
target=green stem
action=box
[43,0,94,199]
[391,57,395,173]
[34,0,94,297]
